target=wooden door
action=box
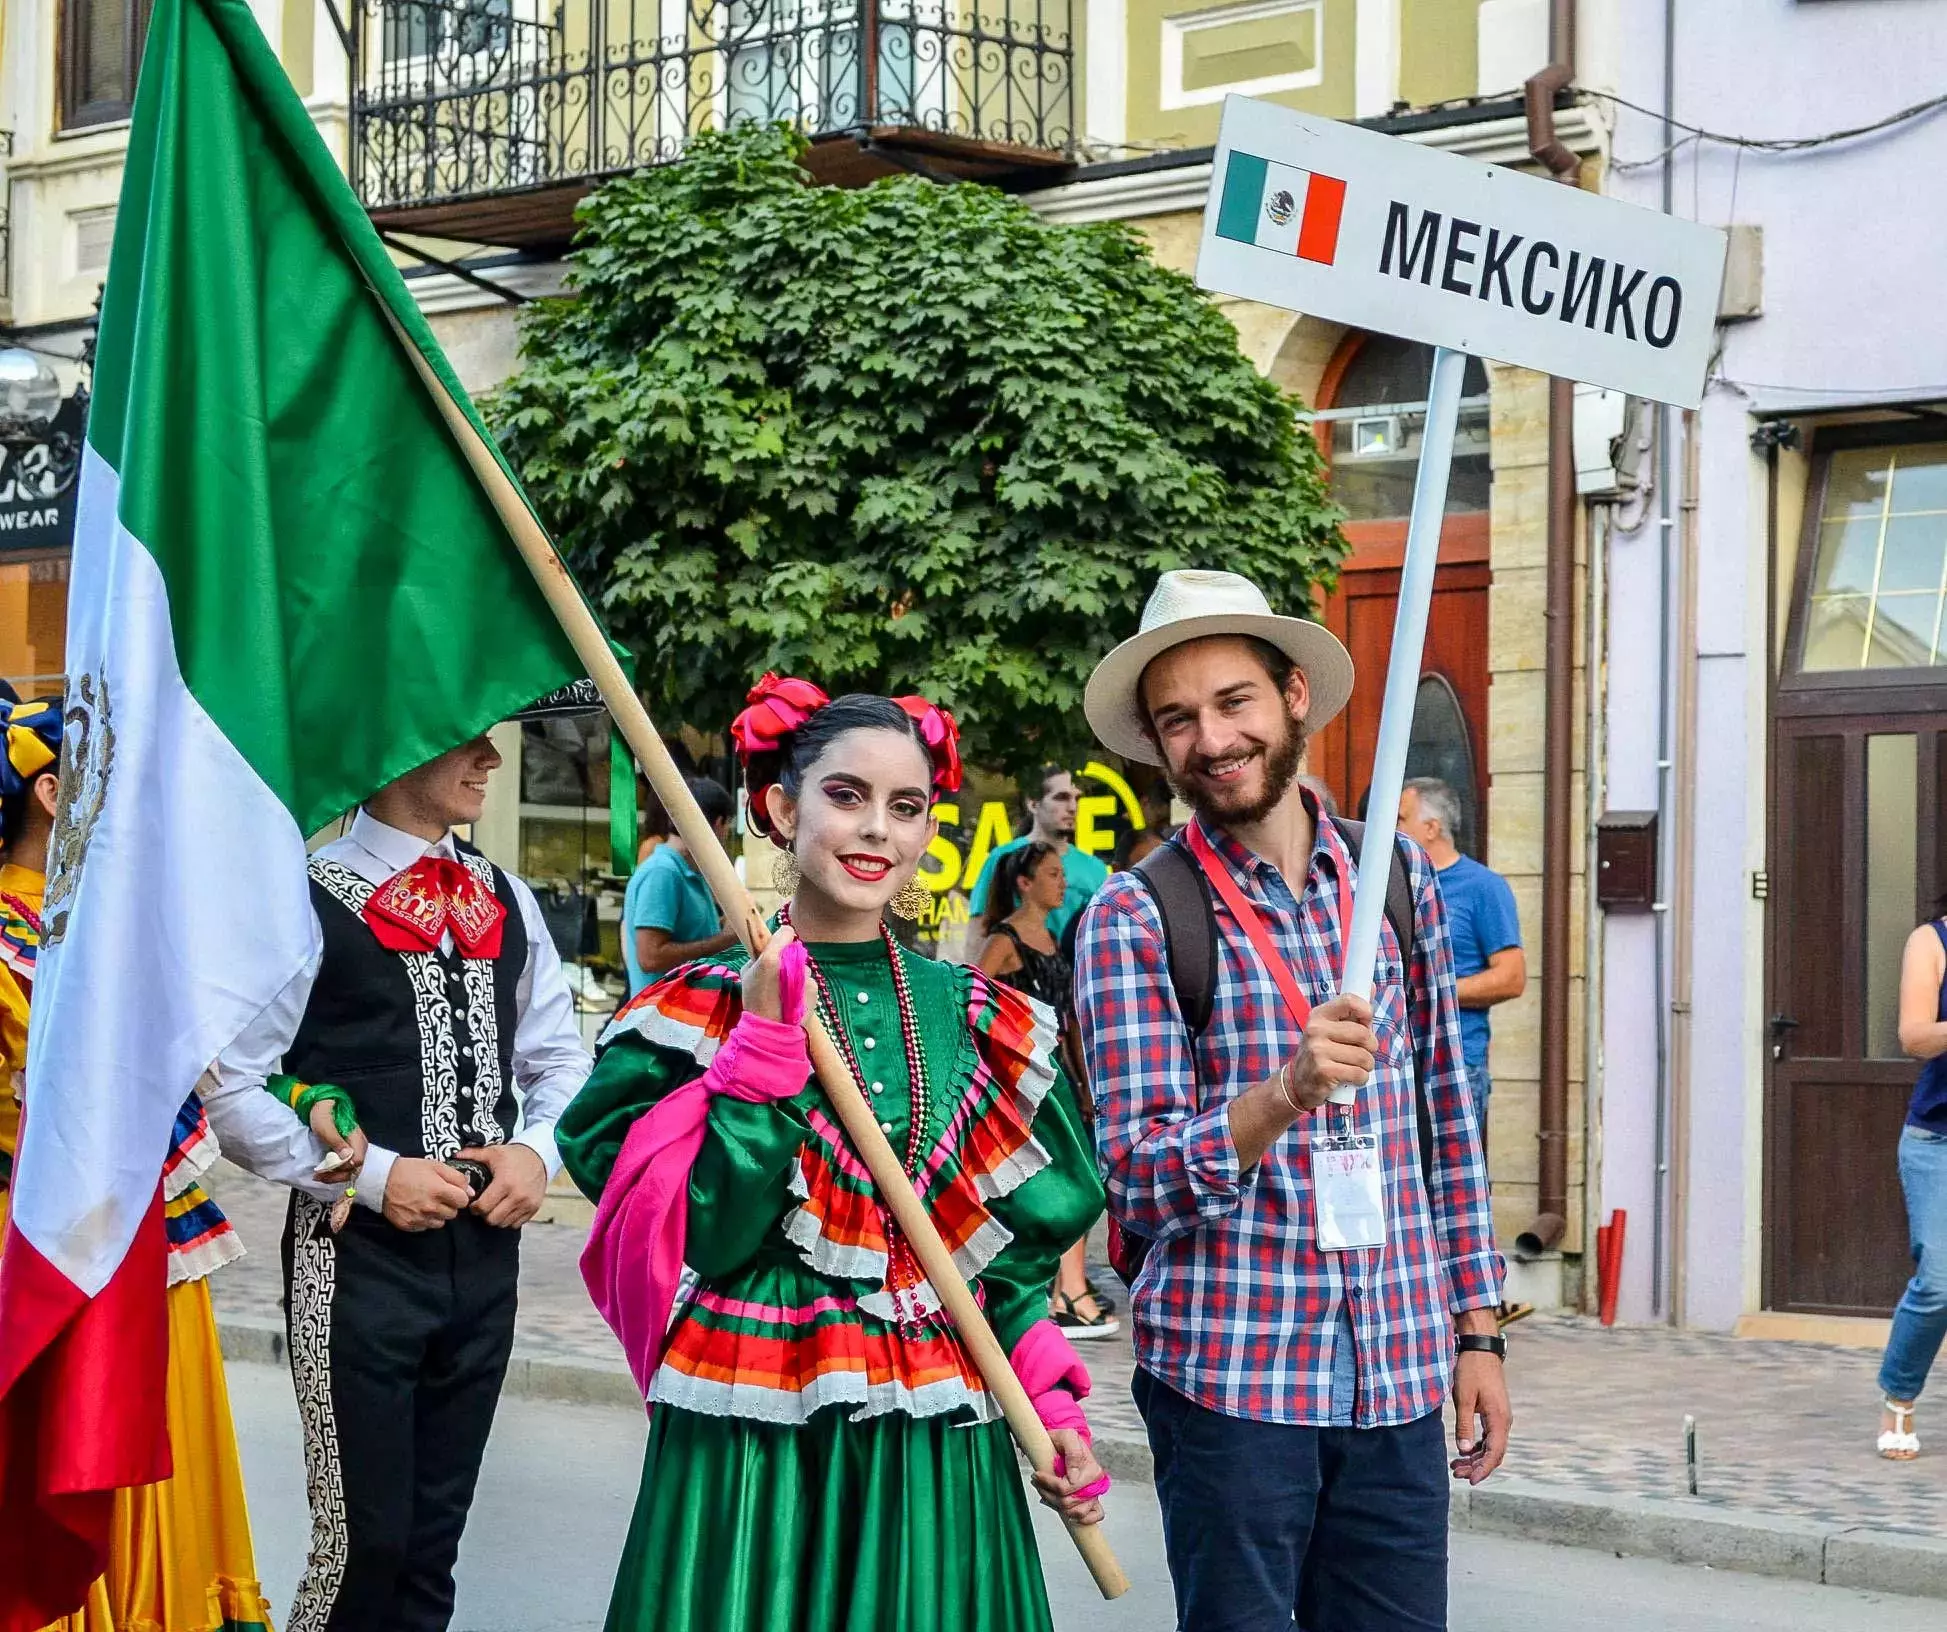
[1767,426,1947,1314]
[1766,717,1947,1313]
[1310,515,1492,847]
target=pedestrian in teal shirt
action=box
[967,766,1110,941]
[621,777,738,996]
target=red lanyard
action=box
[1184,820,1353,1032]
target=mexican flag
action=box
[0,0,582,1621]
[1214,150,1347,266]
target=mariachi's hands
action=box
[381,1156,472,1233]
[306,1100,368,1179]
[738,925,800,1024]
[1450,1350,1513,1485]
[457,1142,549,1229]
[1032,1430,1107,1527]
[1283,993,1380,1111]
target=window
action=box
[1161,0,1322,111]
[1406,674,1481,858]
[1315,336,1491,523]
[60,0,154,130]
[722,0,925,132]
[1799,439,1947,674]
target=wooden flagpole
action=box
[399,340,1129,1601]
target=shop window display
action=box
[519,712,627,1019]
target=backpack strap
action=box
[1131,838,1217,1038]
[1329,817,1434,1197]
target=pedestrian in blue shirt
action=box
[1398,778,1525,1128]
[620,776,738,996]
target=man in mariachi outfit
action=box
[205,686,597,1632]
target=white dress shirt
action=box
[204,810,593,1213]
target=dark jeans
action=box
[1134,1368,1449,1632]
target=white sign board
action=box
[1196,95,1729,409]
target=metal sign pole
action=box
[1331,343,1469,1101]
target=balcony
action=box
[347,0,1077,246]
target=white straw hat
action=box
[1083,570,1354,766]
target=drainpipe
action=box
[1517,0,1578,1258]
[1668,409,1700,1324]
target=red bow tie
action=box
[363,855,507,958]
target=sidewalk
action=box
[208,1164,1947,1567]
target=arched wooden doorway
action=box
[1306,333,1492,855]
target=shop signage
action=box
[910,762,1147,943]
[0,393,86,555]
[1196,95,1728,408]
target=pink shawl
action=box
[580,943,810,1398]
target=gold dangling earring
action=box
[889,871,931,921]
[772,847,802,898]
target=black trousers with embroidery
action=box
[281,1195,519,1632]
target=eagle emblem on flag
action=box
[46,671,114,947]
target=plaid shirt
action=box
[1075,811,1502,1427]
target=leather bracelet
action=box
[1456,1332,1508,1360]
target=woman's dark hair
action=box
[744,694,934,842]
[982,841,1058,932]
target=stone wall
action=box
[1483,363,1586,1256]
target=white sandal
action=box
[1879,1398,1920,1461]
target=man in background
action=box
[1398,778,1525,1131]
[621,775,737,996]
[968,765,1109,943]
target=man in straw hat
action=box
[1073,570,1509,1631]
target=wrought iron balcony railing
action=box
[348,0,1075,243]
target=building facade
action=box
[18,0,1940,1327]
[1594,0,1947,1332]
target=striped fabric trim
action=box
[774,968,1059,1307]
[161,1090,241,1282]
[617,957,1067,1389]
[600,969,733,1060]
[651,1285,1002,1425]
[163,1093,220,1201]
[165,1181,245,1286]
[0,891,39,982]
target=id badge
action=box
[1311,1133,1386,1252]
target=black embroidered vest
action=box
[284,843,524,1162]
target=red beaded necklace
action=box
[781,907,934,1331]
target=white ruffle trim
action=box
[163,1120,222,1203]
[166,1228,246,1288]
[600,999,725,1063]
[772,974,1069,1310]
[648,1356,1003,1426]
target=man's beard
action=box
[1169,715,1308,829]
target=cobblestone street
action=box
[209,1162,1947,1541]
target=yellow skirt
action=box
[37,1273,275,1632]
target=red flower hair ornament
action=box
[732,672,963,844]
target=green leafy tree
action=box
[493,124,1344,773]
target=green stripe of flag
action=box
[89,0,582,835]
[1215,151,1269,246]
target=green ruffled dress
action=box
[559,936,1105,1632]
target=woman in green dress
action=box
[562,675,1110,1632]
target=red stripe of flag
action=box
[0,1189,170,1632]
[1297,172,1347,265]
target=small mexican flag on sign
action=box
[1215,151,1347,265]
